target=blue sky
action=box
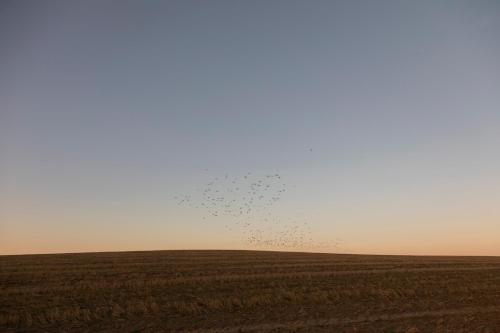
[1,0,500,255]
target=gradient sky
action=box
[1,0,500,255]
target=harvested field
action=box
[1,250,500,332]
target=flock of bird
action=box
[175,168,337,250]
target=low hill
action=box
[1,250,499,332]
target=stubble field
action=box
[1,250,500,332]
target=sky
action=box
[1,0,500,256]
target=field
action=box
[1,250,500,332]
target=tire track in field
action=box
[164,265,500,284]
[189,305,500,332]
[3,266,498,295]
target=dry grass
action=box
[1,250,499,332]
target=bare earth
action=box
[1,250,499,332]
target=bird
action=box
[175,170,322,250]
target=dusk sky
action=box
[1,0,500,255]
